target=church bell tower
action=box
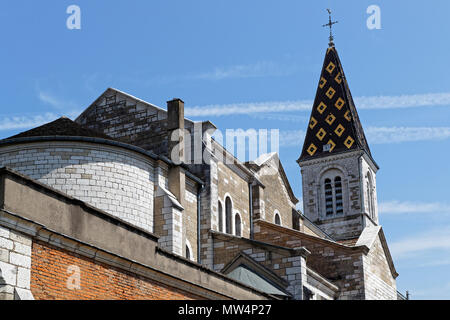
[297,12,379,240]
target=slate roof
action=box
[4,117,115,141]
[298,46,372,162]
[227,265,290,297]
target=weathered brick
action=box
[30,241,201,300]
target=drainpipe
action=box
[197,184,204,264]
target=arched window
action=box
[334,177,343,215]
[274,212,281,225]
[185,245,191,260]
[234,213,242,236]
[324,178,333,215]
[225,197,232,234]
[218,201,223,232]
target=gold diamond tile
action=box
[327,139,336,152]
[334,72,342,84]
[316,128,327,141]
[317,102,327,114]
[326,87,336,99]
[344,136,355,149]
[319,77,327,89]
[334,124,345,137]
[307,143,317,156]
[344,110,352,121]
[309,116,318,129]
[335,97,345,110]
[325,113,336,125]
[326,62,336,74]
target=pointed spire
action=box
[298,46,372,162]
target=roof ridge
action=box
[3,116,115,141]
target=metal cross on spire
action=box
[322,9,338,47]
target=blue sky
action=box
[1,1,450,299]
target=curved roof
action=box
[0,117,205,185]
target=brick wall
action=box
[30,240,202,300]
[0,142,155,233]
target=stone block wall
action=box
[362,235,397,300]
[184,180,198,260]
[257,165,296,228]
[154,187,184,256]
[315,214,364,240]
[0,226,33,300]
[360,156,379,224]
[217,162,250,238]
[0,142,155,233]
[75,89,197,159]
[299,151,365,240]
[212,234,307,299]
[253,221,366,299]
[199,161,216,268]
[76,90,170,155]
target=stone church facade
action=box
[0,44,400,300]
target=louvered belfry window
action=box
[324,176,344,216]
[325,179,334,215]
[335,177,343,214]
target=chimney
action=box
[167,98,185,164]
[167,98,186,206]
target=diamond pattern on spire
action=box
[298,46,372,161]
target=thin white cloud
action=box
[38,91,78,110]
[0,113,58,131]
[278,127,450,147]
[192,61,296,81]
[365,126,450,144]
[279,130,305,147]
[249,113,309,122]
[0,110,81,133]
[390,226,450,259]
[186,100,311,117]
[417,258,450,268]
[356,92,450,110]
[409,282,450,299]
[185,92,450,117]
[379,201,450,215]
[137,61,298,86]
